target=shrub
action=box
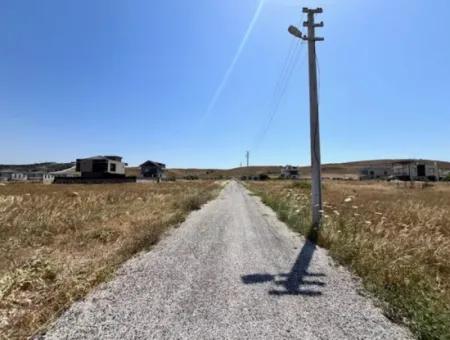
[184,175,199,180]
[258,174,270,181]
[248,180,450,339]
[290,181,311,190]
[0,181,220,338]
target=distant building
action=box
[27,172,55,183]
[281,165,300,179]
[0,169,55,183]
[359,167,391,180]
[49,166,79,178]
[0,170,14,182]
[10,172,28,181]
[392,160,438,181]
[140,161,166,180]
[75,156,127,178]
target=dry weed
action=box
[0,181,220,339]
[248,180,450,340]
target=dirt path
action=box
[42,181,412,339]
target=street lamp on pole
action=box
[288,8,324,230]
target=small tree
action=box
[258,173,270,181]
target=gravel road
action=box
[42,181,412,339]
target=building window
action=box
[110,163,116,172]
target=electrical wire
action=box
[252,39,306,151]
[250,14,308,154]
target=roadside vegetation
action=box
[0,181,220,339]
[247,180,450,340]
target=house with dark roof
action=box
[281,165,300,179]
[140,161,166,179]
[75,155,127,178]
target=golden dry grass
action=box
[0,181,220,339]
[248,180,450,340]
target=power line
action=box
[269,38,298,112]
[252,39,306,150]
[250,14,308,152]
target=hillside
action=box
[3,159,450,179]
[0,162,74,172]
[300,159,450,178]
[165,159,450,179]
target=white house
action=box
[27,172,55,183]
[10,172,28,181]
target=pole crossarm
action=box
[303,22,324,28]
[301,37,325,42]
[303,7,323,14]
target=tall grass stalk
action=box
[248,180,450,340]
[0,181,220,339]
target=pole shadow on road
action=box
[241,238,325,296]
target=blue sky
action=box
[1,0,449,168]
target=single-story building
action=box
[281,165,300,179]
[140,161,166,179]
[0,170,14,182]
[392,160,438,181]
[359,167,391,180]
[1,170,55,183]
[75,155,127,178]
[27,172,55,183]
[10,172,28,181]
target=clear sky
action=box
[1,0,449,168]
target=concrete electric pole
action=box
[246,151,250,167]
[288,7,324,228]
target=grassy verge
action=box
[247,180,450,340]
[0,181,220,339]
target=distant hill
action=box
[0,162,74,172]
[163,159,450,180]
[300,159,450,178]
[3,159,450,179]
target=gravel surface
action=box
[42,181,412,339]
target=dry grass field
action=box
[0,181,220,339]
[248,180,450,340]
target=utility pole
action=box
[435,161,440,182]
[246,151,250,167]
[288,7,324,228]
